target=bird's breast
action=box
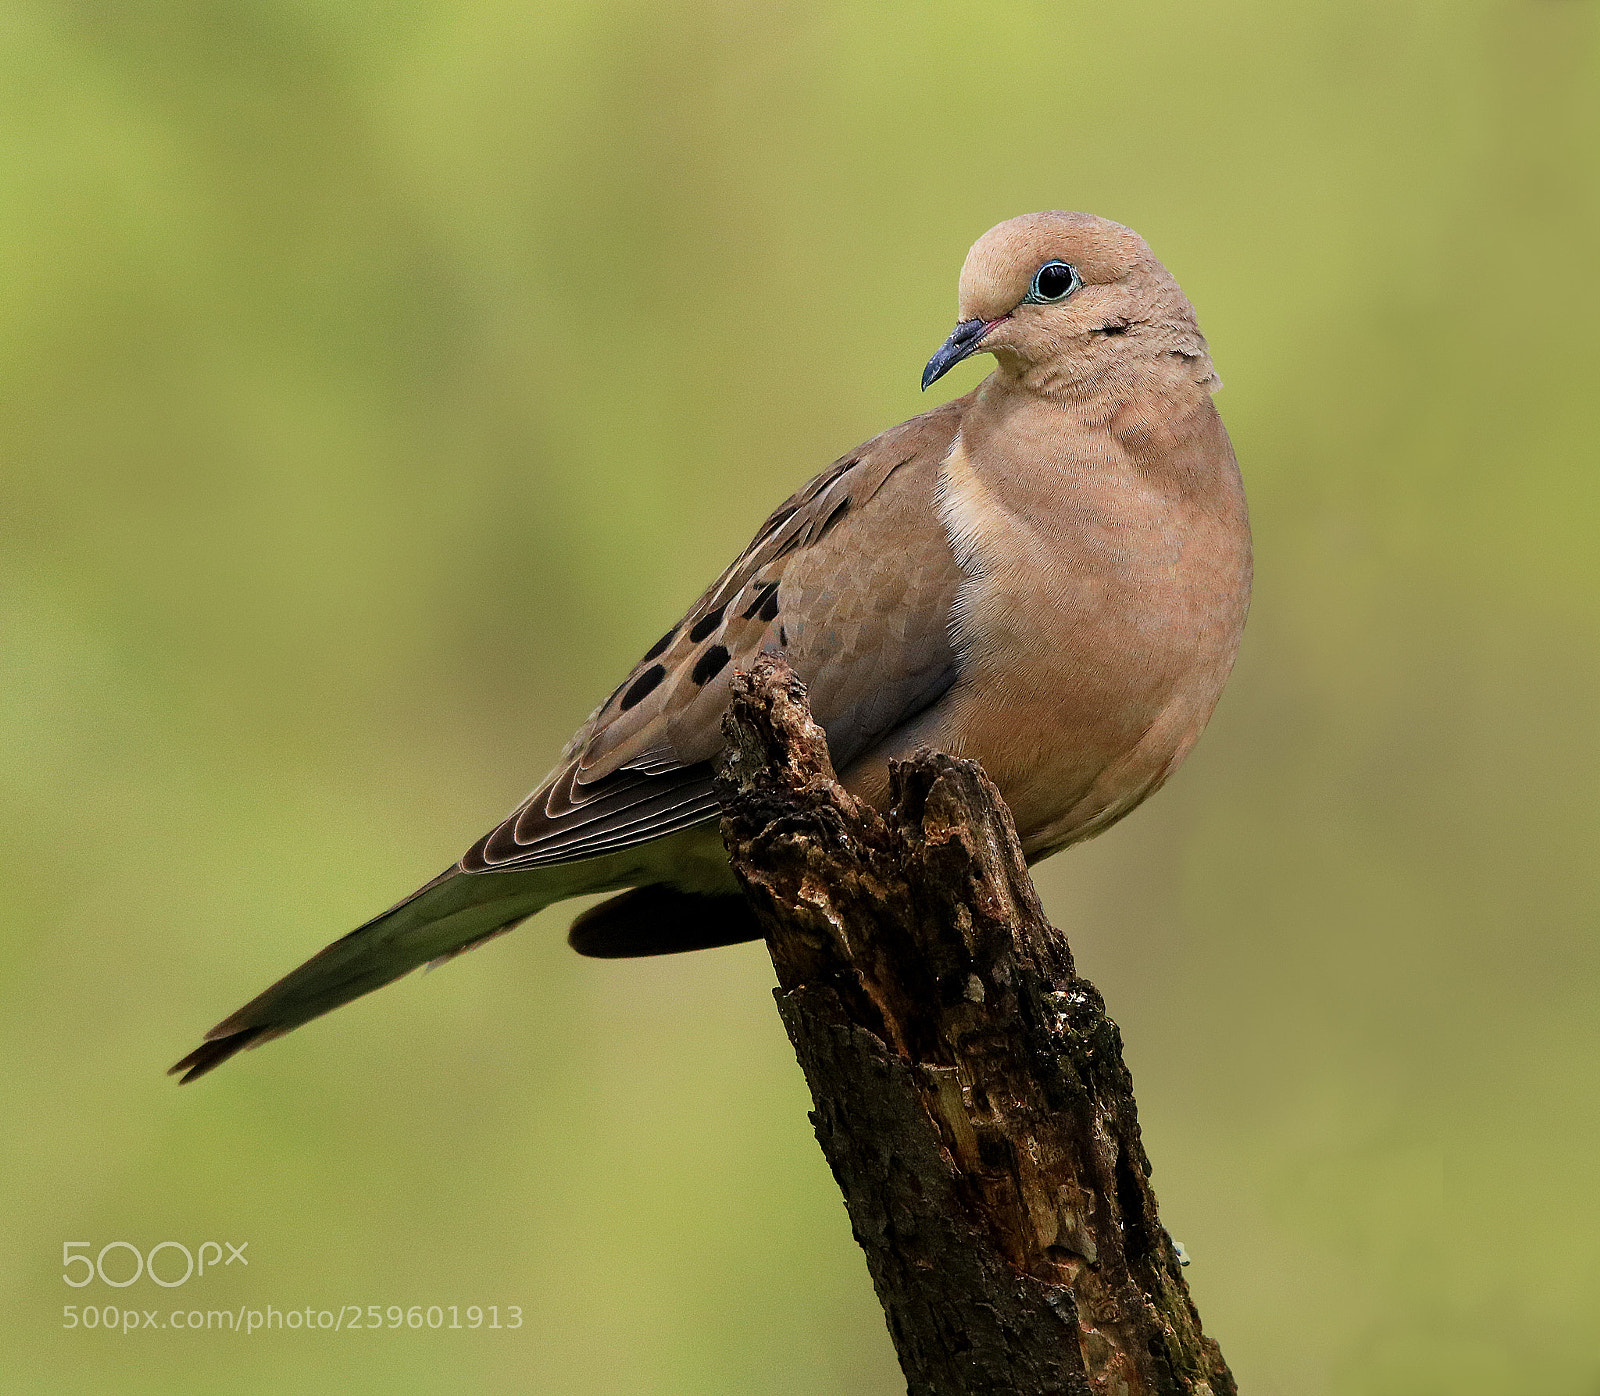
[933,413,1250,855]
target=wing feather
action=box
[462,398,968,875]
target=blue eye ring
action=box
[1023,260,1081,304]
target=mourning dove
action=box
[172,211,1251,1083]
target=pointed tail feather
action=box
[169,868,552,1083]
[168,1025,278,1083]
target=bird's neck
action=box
[976,350,1217,442]
[990,316,1220,411]
[965,358,1239,508]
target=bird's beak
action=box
[921,317,1002,390]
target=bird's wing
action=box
[462,397,969,874]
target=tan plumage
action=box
[171,211,1251,1083]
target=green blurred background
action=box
[3,1,1597,1391]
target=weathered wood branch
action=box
[715,656,1234,1396]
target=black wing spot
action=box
[642,626,677,661]
[688,605,726,643]
[691,645,730,685]
[742,581,780,619]
[778,625,788,646]
[758,588,780,622]
[620,664,667,710]
[817,497,851,539]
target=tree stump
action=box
[715,655,1234,1396]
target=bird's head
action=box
[921,211,1217,398]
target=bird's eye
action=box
[1025,260,1080,304]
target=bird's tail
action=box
[169,867,553,1083]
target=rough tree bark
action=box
[715,656,1234,1396]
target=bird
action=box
[171,211,1251,1083]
